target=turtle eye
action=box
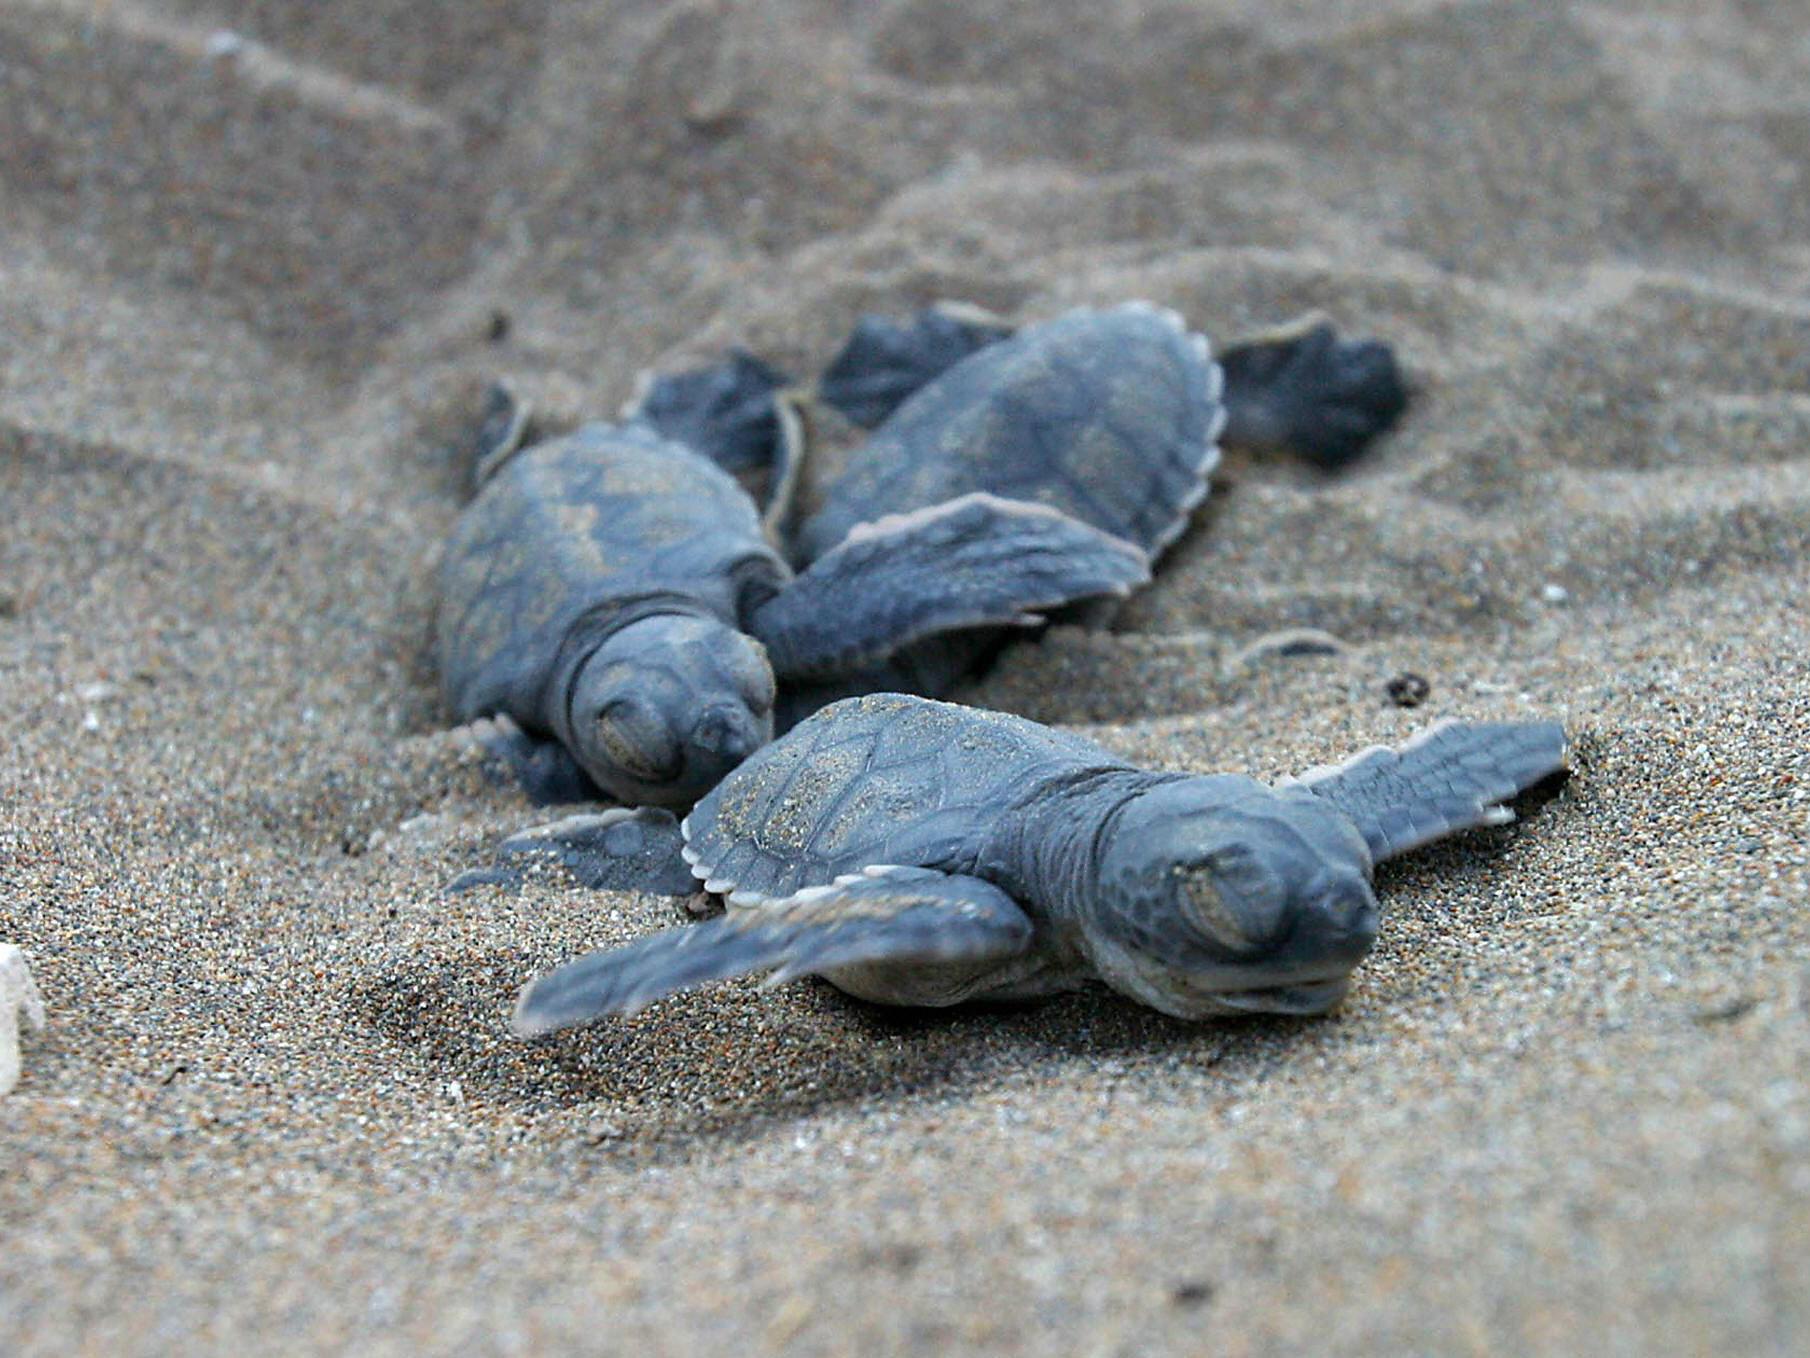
[1178,846,1287,952]
[1175,861,1253,950]
[592,697,681,783]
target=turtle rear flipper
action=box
[747,492,1150,680]
[512,867,1034,1034]
[817,304,1015,428]
[1218,316,1408,470]
[1290,720,1568,862]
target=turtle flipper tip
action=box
[468,379,534,489]
[510,979,566,1039]
[1295,719,1569,862]
[626,348,792,476]
[817,307,1015,428]
[497,808,698,896]
[443,864,530,897]
[511,967,657,1036]
[510,948,639,1037]
[1218,317,1410,470]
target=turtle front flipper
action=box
[816,304,1015,429]
[746,492,1151,680]
[447,806,699,898]
[468,380,536,492]
[1288,720,1569,862]
[628,349,791,478]
[1217,316,1409,470]
[454,714,601,807]
[512,867,1035,1035]
[629,350,804,533]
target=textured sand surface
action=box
[3,2,1809,1353]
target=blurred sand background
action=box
[2,1,1808,1352]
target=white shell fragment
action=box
[0,944,47,1097]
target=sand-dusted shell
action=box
[795,303,1225,563]
[681,692,1125,905]
[437,422,784,724]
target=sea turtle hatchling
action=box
[759,301,1405,707]
[444,302,1406,840]
[512,694,1566,1035]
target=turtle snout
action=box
[1291,873,1379,973]
[690,704,765,765]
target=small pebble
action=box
[1171,1281,1216,1309]
[1386,672,1431,708]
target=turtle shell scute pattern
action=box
[683,693,1120,904]
[438,424,782,721]
[798,304,1224,561]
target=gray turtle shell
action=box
[794,303,1225,563]
[682,692,1134,904]
[437,422,786,727]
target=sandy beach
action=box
[3,1,1808,1352]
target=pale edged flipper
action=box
[1290,719,1569,862]
[469,380,535,492]
[447,807,696,897]
[1,943,46,1098]
[628,348,791,477]
[1217,316,1409,470]
[456,714,600,807]
[761,389,808,539]
[745,492,1151,680]
[817,304,1015,428]
[512,867,1035,1035]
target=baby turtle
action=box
[513,694,1565,1034]
[437,393,1148,809]
[763,301,1406,705]
[785,300,1402,471]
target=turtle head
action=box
[565,615,776,807]
[1087,778,1379,1018]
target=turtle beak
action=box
[691,705,765,765]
